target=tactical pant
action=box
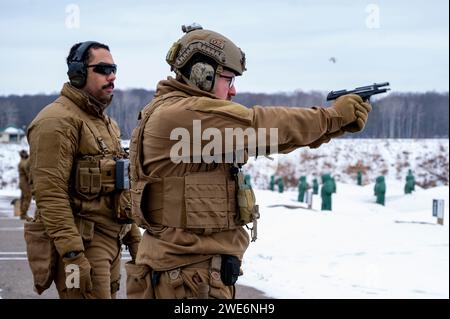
[19,185,32,218]
[54,229,121,299]
[126,257,234,299]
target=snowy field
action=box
[244,138,449,190]
[240,185,449,299]
[2,139,448,191]
[0,139,448,299]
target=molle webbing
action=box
[141,170,239,233]
[129,92,187,229]
[129,92,239,232]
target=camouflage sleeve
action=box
[28,117,84,256]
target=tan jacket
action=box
[28,83,140,256]
[133,78,346,271]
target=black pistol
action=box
[327,82,390,102]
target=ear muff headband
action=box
[67,41,100,88]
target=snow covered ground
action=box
[0,139,448,299]
[240,184,449,299]
[0,142,28,191]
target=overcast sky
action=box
[0,0,448,95]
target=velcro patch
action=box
[210,38,225,49]
[36,132,61,168]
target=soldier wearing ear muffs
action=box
[26,41,141,299]
[128,23,372,299]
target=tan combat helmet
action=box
[166,23,246,92]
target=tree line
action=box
[0,89,448,139]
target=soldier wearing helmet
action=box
[127,24,372,299]
[165,23,246,99]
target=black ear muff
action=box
[67,41,100,88]
[67,61,87,88]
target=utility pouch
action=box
[116,159,130,190]
[99,158,116,194]
[78,168,90,194]
[24,221,57,295]
[74,216,95,242]
[220,255,241,286]
[234,168,260,241]
[75,157,102,200]
[236,189,256,224]
[184,171,229,231]
[235,170,257,224]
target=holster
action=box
[220,255,241,286]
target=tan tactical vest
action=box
[55,96,132,222]
[129,92,242,235]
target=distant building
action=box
[0,126,26,143]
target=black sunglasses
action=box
[87,63,117,75]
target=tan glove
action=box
[330,94,372,133]
[122,223,142,263]
[63,252,93,294]
[127,242,140,263]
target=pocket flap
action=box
[74,218,95,242]
[24,221,57,294]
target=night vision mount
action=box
[182,23,203,33]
